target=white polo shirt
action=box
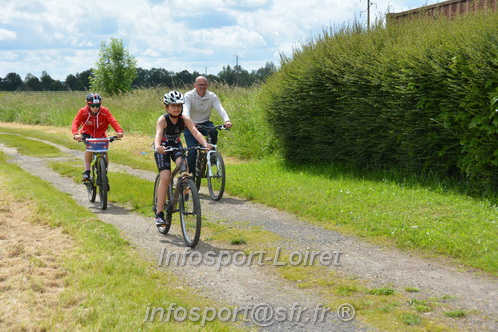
[183,88,230,124]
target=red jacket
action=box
[71,106,123,138]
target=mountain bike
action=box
[152,146,205,248]
[82,136,119,210]
[194,124,228,201]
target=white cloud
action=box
[0,28,17,41]
[0,0,442,80]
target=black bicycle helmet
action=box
[163,90,184,105]
[86,93,102,104]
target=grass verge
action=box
[0,151,238,331]
[2,122,497,274]
[225,157,498,274]
[1,123,495,330]
[48,158,468,331]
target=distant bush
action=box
[261,11,498,193]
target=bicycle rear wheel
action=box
[98,158,108,210]
[207,151,225,201]
[85,177,97,202]
[178,178,201,248]
[153,174,171,235]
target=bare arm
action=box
[154,115,166,152]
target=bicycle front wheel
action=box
[207,151,225,201]
[98,158,108,210]
[85,177,97,202]
[153,174,171,235]
[178,178,201,248]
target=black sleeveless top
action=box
[161,113,185,145]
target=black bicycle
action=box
[194,124,228,201]
[82,136,119,210]
[152,146,204,248]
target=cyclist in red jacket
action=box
[72,93,124,179]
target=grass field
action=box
[0,117,496,275]
[1,127,480,331]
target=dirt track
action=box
[1,136,497,331]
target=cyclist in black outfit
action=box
[153,90,212,226]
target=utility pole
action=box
[234,54,239,86]
[362,0,375,29]
[367,0,371,28]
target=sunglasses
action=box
[89,103,100,108]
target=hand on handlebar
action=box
[155,145,169,154]
[73,134,83,142]
[204,143,214,150]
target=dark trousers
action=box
[184,121,218,174]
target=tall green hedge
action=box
[261,11,498,190]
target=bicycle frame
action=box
[90,152,106,182]
[82,136,118,210]
[167,150,191,212]
[194,124,228,201]
[194,124,226,177]
[156,146,204,212]
[153,145,204,247]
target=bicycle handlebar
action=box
[81,136,120,143]
[195,124,230,131]
[161,145,207,153]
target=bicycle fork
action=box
[206,150,218,177]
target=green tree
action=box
[218,65,236,85]
[90,38,137,95]
[40,71,55,91]
[65,74,85,90]
[1,72,23,91]
[77,69,93,90]
[23,73,42,91]
[149,68,174,86]
[172,69,196,87]
[253,61,277,82]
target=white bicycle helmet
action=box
[163,90,184,105]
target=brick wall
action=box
[387,0,498,21]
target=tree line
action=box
[0,62,277,92]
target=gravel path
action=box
[1,137,497,331]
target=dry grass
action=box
[0,121,69,135]
[0,192,74,330]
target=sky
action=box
[0,0,442,81]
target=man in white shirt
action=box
[183,76,233,175]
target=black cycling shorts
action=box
[154,142,183,172]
